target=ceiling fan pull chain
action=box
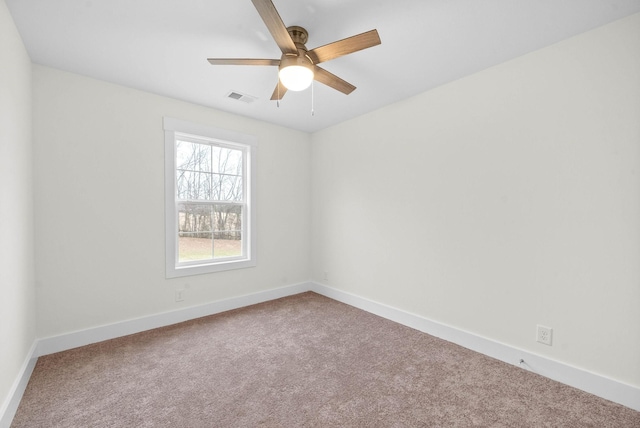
[311,80,315,116]
[277,81,280,108]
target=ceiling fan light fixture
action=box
[279,56,314,91]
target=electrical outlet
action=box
[323,271,329,281]
[175,289,185,302]
[536,325,552,346]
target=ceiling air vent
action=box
[226,91,257,104]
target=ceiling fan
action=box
[207,0,381,100]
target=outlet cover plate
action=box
[537,325,553,346]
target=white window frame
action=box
[164,117,257,278]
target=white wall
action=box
[32,66,311,338]
[0,0,36,415]
[311,13,640,388]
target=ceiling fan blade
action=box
[308,29,381,64]
[270,80,288,100]
[313,66,356,95]
[251,0,297,55]
[207,58,280,66]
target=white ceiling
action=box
[7,0,640,133]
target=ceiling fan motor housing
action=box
[281,26,314,68]
[287,26,309,45]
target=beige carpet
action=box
[11,292,640,427]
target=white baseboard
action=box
[36,282,312,357]
[0,341,38,428]
[309,282,640,412]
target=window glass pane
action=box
[211,173,243,201]
[178,203,213,262]
[212,146,243,175]
[177,171,213,200]
[177,203,243,262]
[177,172,212,201]
[198,173,212,200]
[213,204,242,258]
[177,141,211,172]
[176,170,193,200]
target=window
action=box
[164,118,256,278]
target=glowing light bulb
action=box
[278,55,314,91]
